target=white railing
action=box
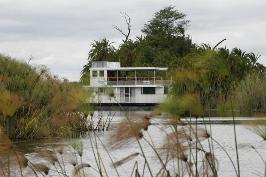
[90,94,167,104]
[107,77,170,86]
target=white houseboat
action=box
[86,61,170,105]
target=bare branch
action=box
[213,38,226,50]
[27,55,34,64]
[113,12,131,43]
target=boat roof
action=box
[90,67,168,71]
[90,61,167,71]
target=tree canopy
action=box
[80,6,265,113]
[81,6,194,81]
[142,6,189,39]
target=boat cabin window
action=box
[99,70,104,77]
[98,88,104,94]
[164,87,168,94]
[92,70,97,77]
[142,87,156,94]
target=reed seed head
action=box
[36,149,58,165]
[74,163,91,176]
[32,163,50,175]
[161,125,209,161]
[161,131,188,161]
[72,162,77,167]
[180,153,188,162]
[113,152,140,167]
[188,161,193,167]
[78,150,83,157]
[55,146,64,155]
[110,114,151,148]
[17,152,28,169]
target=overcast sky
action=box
[0,0,266,81]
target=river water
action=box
[6,111,266,177]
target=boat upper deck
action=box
[89,61,169,87]
[90,61,167,71]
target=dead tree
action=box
[113,12,131,43]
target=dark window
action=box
[92,70,97,77]
[142,87,155,94]
[125,87,130,97]
[164,87,168,94]
[98,88,104,94]
[99,70,104,77]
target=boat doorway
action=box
[120,87,130,103]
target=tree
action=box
[139,6,193,67]
[117,40,139,67]
[113,12,131,43]
[80,38,117,83]
[80,63,90,84]
[80,6,193,74]
[142,6,189,38]
[88,38,117,62]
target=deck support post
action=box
[153,70,156,84]
[116,70,118,85]
[135,70,137,85]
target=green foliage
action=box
[0,89,22,117]
[134,6,193,67]
[216,98,241,117]
[81,6,194,82]
[89,38,117,62]
[117,39,140,67]
[159,94,203,118]
[252,125,266,140]
[234,73,266,115]
[80,38,117,84]
[0,54,91,139]
[170,49,231,107]
[142,6,189,38]
[164,45,265,117]
[80,63,90,84]
[79,6,265,118]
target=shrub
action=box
[234,72,266,115]
[0,54,91,139]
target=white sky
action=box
[0,0,266,81]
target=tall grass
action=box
[234,73,266,116]
[0,54,91,139]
